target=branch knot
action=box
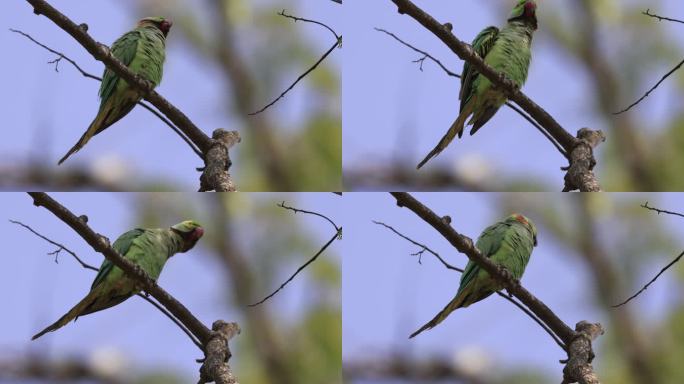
[199,129,241,192]
[563,128,605,192]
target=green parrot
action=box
[409,213,537,338]
[416,0,538,169]
[58,16,172,165]
[31,220,203,340]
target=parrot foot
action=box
[133,75,155,94]
[98,235,110,247]
[97,43,110,57]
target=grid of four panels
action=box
[2,0,684,383]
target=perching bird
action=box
[417,0,538,169]
[58,16,172,165]
[409,214,537,338]
[32,220,203,340]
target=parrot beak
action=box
[159,19,173,37]
[181,226,203,252]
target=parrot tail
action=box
[31,290,99,340]
[409,288,469,339]
[416,101,475,170]
[57,112,108,165]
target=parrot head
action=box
[506,213,538,246]
[171,220,204,252]
[138,16,173,37]
[508,0,538,30]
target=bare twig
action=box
[643,9,684,24]
[249,10,341,115]
[612,249,684,308]
[373,220,462,271]
[248,201,341,306]
[612,202,684,307]
[613,9,684,114]
[375,27,458,77]
[613,58,684,115]
[10,218,203,349]
[373,220,566,350]
[10,219,97,271]
[641,201,684,218]
[9,28,204,160]
[277,201,340,231]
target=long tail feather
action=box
[57,110,109,165]
[416,102,475,169]
[31,290,99,340]
[409,288,469,339]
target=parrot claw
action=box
[133,75,155,93]
[97,43,111,56]
[98,235,110,247]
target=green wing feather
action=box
[458,26,499,137]
[90,228,144,290]
[458,221,506,289]
[415,27,500,169]
[98,31,140,114]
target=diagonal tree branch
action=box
[389,192,603,382]
[22,0,238,192]
[388,0,603,192]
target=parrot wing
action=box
[459,26,499,112]
[458,221,506,292]
[90,228,145,290]
[95,30,140,135]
